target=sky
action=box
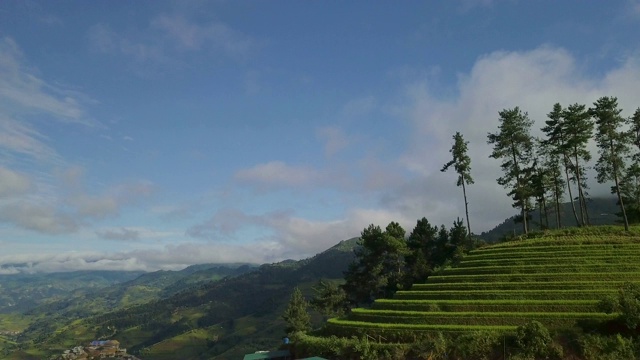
[1,0,640,273]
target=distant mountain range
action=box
[1,239,358,359]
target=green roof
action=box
[242,350,291,360]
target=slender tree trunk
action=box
[574,151,586,226]
[563,155,580,226]
[462,180,472,240]
[510,140,527,234]
[611,140,630,231]
[553,175,562,228]
[614,171,629,231]
[542,194,549,229]
[581,190,591,226]
[538,201,544,230]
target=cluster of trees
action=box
[282,217,478,335]
[487,97,640,233]
[342,219,475,306]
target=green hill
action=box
[322,226,640,344]
[11,238,358,360]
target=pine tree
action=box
[590,96,631,231]
[537,138,565,228]
[310,280,347,318]
[488,107,535,234]
[542,103,578,226]
[562,103,594,226]
[282,287,311,334]
[343,222,407,304]
[622,108,640,223]
[441,132,474,240]
[404,217,438,286]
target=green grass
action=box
[426,272,640,283]
[411,281,634,291]
[327,318,516,332]
[464,249,640,261]
[458,255,640,267]
[372,299,600,313]
[442,263,640,275]
[394,289,615,300]
[347,309,617,327]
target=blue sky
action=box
[1,0,640,272]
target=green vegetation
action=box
[293,226,640,359]
[283,287,311,334]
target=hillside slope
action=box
[15,238,358,360]
[327,227,640,341]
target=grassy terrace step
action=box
[327,319,517,331]
[472,240,640,251]
[372,299,600,313]
[473,239,640,253]
[458,255,640,268]
[464,249,640,261]
[442,263,640,275]
[347,309,617,328]
[411,281,634,292]
[393,289,614,300]
[427,272,640,283]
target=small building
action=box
[242,350,292,360]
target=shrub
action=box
[451,331,502,360]
[579,334,636,360]
[599,282,640,330]
[514,320,563,359]
[408,332,448,360]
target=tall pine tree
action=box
[282,287,311,335]
[590,96,631,231]
[562,103,594,226]
[543,103,578,226]
[488,107,535,234]
[441,132,474,239]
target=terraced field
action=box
[327,228,640,340]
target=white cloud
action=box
[317,126,349,157]
[95,226,177,242]
[0,201,78,235]
[0,242,286,273]
[96,227,140,241]
[340,96,376,119]
[188,206,413,257]
[0,167,31,198]
[235,161,320,188]
[627,0,640,17]
[0,37,94,125]
[151,14,256,57]
[58,168,154,220]
[87,14,258,69]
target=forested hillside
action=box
[8,239,358,359]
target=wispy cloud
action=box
[96,227,140,241]
[0,201,78,235]
[316,126,349,157]
[235,161,320,189]
[0,37,98,165]
[0,37,94,125]
[0,167,31,198]
[87,13,259,70]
